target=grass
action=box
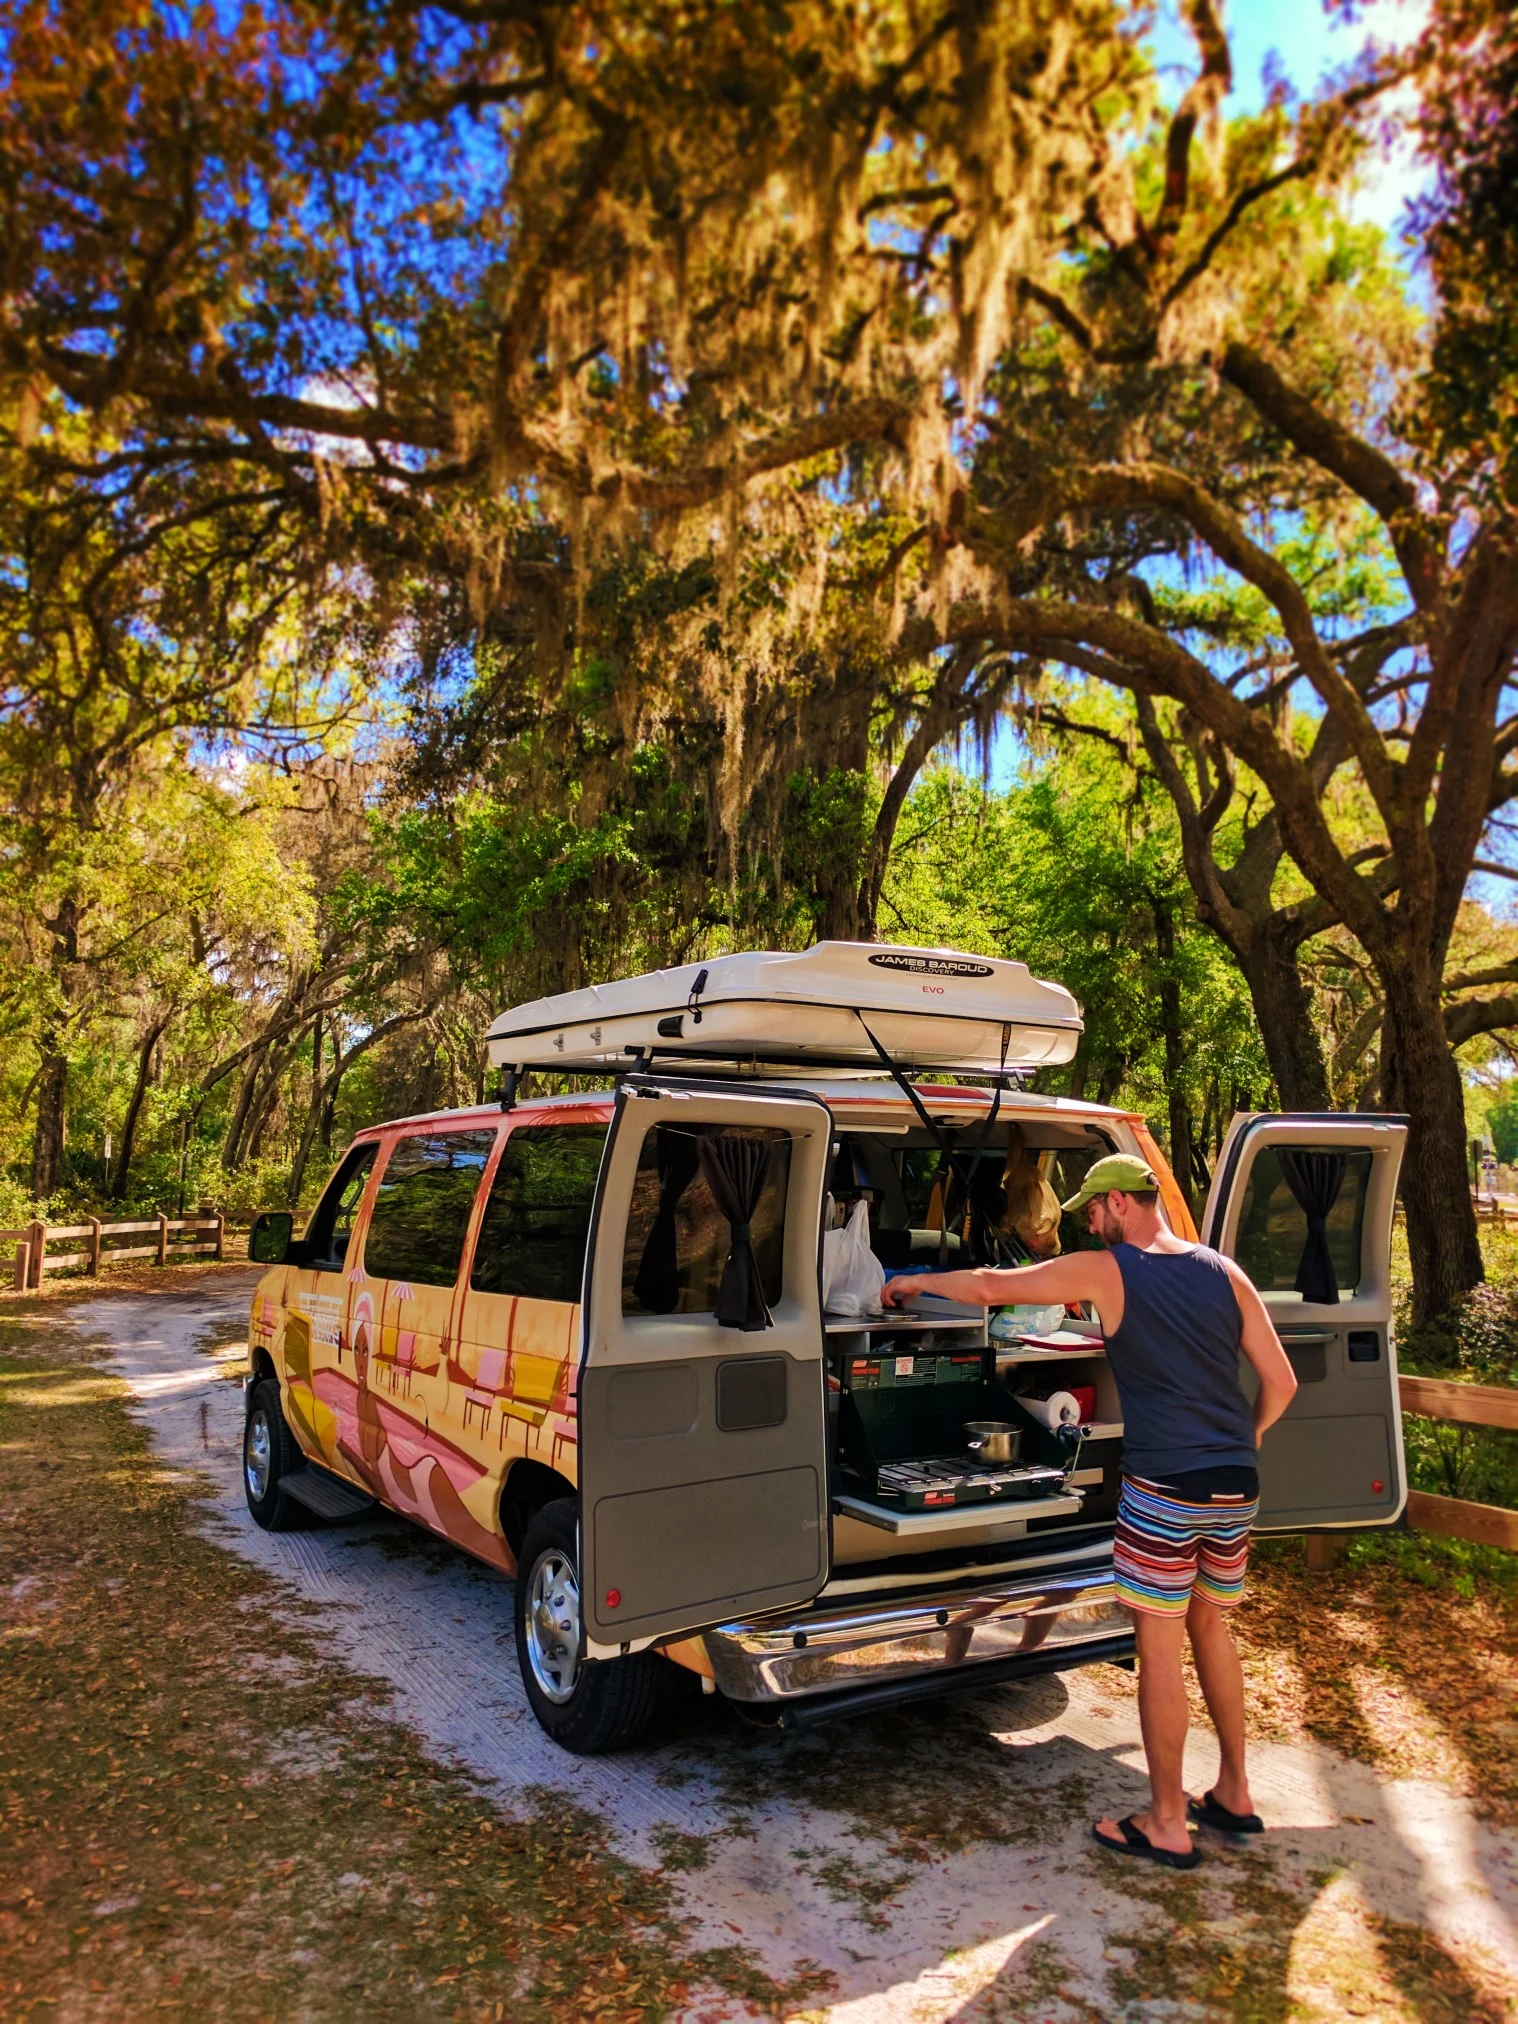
[1210,1534,1517,1823]
[4,1265,1516,2020]
[1388,1216,1518,1513]
[0,1305,830,2022]
[1097,1853,1515,2024]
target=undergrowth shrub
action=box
[1397,1282,1518,1380]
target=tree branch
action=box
[1219,342,1443,609]
[1445,994,1518,1047]
[1148,0,1231,249]
[1445,961,1518,993]
[935,592,1394,957]
[970,460,1398,816]
[607,397,907,513]
[1161,157,1316,307]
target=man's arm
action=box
[880,1254,1122,1331]
[1224,1261,1299,1441]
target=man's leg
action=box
[1103,1477,1203,1854]
[1096,1607,1193,1854]
[1186,1594,1251,1816]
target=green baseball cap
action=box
[1060,1152,1159,1214]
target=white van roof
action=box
[484,942,1082,1077]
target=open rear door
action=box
[579,1080,832,1658]
[1201,1113,1408,1532]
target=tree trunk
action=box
[319,1064,345,1150]
[243,1068,282,1167]
[112,1014,171,1201]
[222,1048,266,1170]
[31,1045,67,1202]
[244,1030,303,1170]
[1096,1053,1130,1105]
[1380,967,1485,1323]
[31,893,80,1203]
[817,866,864,943]
[855,643,988,939]
[854,747,927,941]
[287,1017,326,1208]
[1152,902,1196,1216]
[1235,927,1333,1111]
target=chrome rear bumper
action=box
[703,1562,1131,1704]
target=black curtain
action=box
[1277,1147,1347,1305]
[699,1134,778,1331]
[632,1125,702,1313]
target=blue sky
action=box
[1152,0,1431,234]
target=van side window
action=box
[470,1124,609,1302]
[303,1144,377,1272]
[622,1123,790,1316]
[363,1131,497,1289]
[1234,1146,1373,1298]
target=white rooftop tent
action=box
[484,942,1082,1078]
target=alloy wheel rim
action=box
[245,1408,272,1502]
[526,1548,582,1704]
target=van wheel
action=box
[514,1498,664,1753]
[243,1378,311,1532]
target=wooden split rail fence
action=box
[1,1221,1511,1554]
[1399,1373,1518,1552]
[1308,1372,1518,1561]
[0,1214,227,1291]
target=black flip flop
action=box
[1188,1790,1264,1835]
[1092,1815,1203,1870]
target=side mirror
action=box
[249,1211,294,1265]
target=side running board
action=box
[283,1466,375,1520]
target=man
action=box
[883,1151,1298,1870]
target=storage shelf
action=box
[995,1342,1106,1364]
[825,1314,986,1334]
[833,1490,1083,1536]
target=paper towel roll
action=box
[1015,1390,1081,1430]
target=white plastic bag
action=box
[989,1302,1067,1344]
[823,1198,886,1315]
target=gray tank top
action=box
[1106,1243,1257,1478]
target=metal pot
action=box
[964,1420,1022,1465]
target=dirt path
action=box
[42,1278,1518,2017]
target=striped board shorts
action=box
[1114,1476,1260,1617]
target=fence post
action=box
[156,1213,168,1267]
[27,1218,45,1288]
[11,1240,28,1292]
[213,1213,224,1262]
[87,1216,102,1276]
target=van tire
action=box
[243,1378,311,1532]
[514,1498,665,1753]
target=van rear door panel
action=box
[1201,1114,1407,1530]
[579,1083,832,1655]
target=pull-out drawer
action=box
[833,1489,1083,1536]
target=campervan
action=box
[243,943,1407,1752]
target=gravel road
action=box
[73,1272,1518,2020]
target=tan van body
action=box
[247,1069,1407,1745]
